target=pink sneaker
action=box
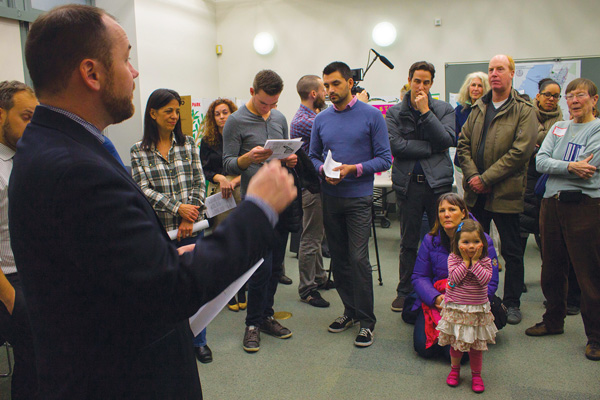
[446,366,460,387]
[472,373,485,393]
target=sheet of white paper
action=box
[204,192,237,218]
[166,220,210,241]
[324,150,341,179]
[189,258,264,335]
[264,138,303,161]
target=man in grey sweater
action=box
[223,70,297,353]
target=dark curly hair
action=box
[201,98,238,147]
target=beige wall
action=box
[215,0,600,121]
[0,17,25,82]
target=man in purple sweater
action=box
[309,62,392,347]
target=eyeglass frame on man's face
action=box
[565,92,589,101]
[540,92,561,100]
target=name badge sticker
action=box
[552,126,567,137]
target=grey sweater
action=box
[537,118,600,198]
[222,105,288,195]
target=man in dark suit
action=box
[9,5,296,399]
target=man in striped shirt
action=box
[0,80,39,399]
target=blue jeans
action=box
[245,224,288,327]
[193,328,207,347]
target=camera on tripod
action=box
[351,68,366,96]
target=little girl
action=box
[437,219,498,393]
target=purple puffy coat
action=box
[411,230,499,310]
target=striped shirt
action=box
[0,143,17,275]
[130,135,205,234]
[290,104,317,154]
[445,253,492,305]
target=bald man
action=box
[457,54,537,325]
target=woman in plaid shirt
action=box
[130,89,205,243]
[130,89,211,363]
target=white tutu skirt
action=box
[437,301,498,352]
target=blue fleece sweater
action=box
[309,101,392,198]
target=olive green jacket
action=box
[457,89,537,213]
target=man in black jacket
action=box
[9,5,296,399]
[386,61,455,312]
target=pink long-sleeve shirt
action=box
[445,253,492,305]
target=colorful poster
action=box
[513,60,581,117]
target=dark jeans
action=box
[540,196,600,343]
[413,307,450,360]
[471,196,524,308]
[322,194,375,329]
[0,273,38,399]
[396,182,441,297]
[246,224,288,327]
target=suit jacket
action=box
[9,106,275,399]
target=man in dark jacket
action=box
[9,5,296,399]
[386,61,455,312]
[457,54,537,325]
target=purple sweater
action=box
[309,100,392,198]
[411,230,499,310]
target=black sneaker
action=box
[354,328,374,347]
[301,290,330,308]
[260,317,292,339]
[243,325,260,353]
[328,315,357,333]
[391,296,405,312]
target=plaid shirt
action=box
[290,104,317,154]
[130,135,205,234]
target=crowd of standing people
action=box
[0,4,598,399]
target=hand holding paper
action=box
[205,192,237,218]
[167,220,210,241]
[324,150,342,179]
[264,138,303,161]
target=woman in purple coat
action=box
[411,193,499,359]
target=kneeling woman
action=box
[411,193,499,359]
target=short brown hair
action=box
[409,61,435,81]
[253,70,284,96]
[566,78,598,97]
[25,4,114,97]
[450,219,488,259]
[0,81,35,111]
[296,75,321,101]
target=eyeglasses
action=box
[540,92,561,100]
[565,92,589,101]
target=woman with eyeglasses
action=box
[519,79,563,249]
[526,78,600,362]
[519,78,565,293]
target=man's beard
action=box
[314,95,326,110]
[2,119,19,150]
[101,74,135,125]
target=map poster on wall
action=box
[513,60,581,117]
